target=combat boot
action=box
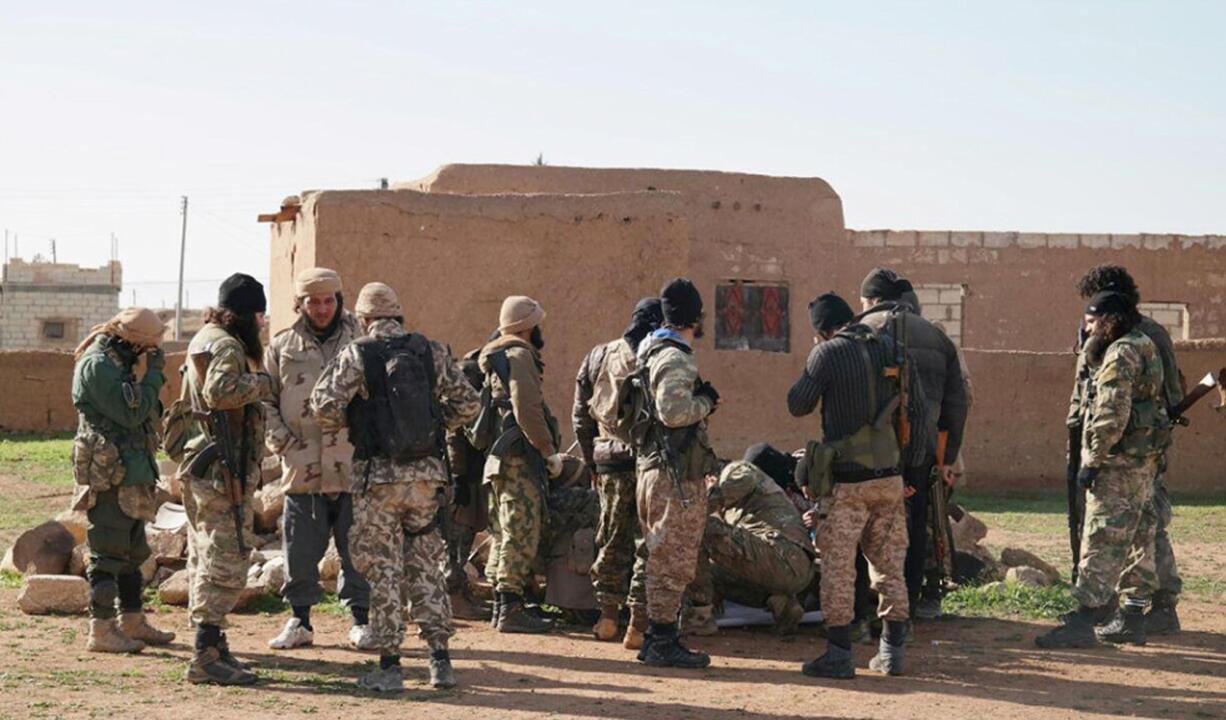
[428,649,456,689]
[593,605,620,641]
[802,625,855,680]
[218,632,251,671]
[497,593,553,634]
[187,647,257,685]
[1145,592,1181,636]
[766,594,804,636]
[450,588,492,622]
[637,622,710,669]
[88,618,145,654]
[1097,606,1147,646]
[357,664,403,693]
[681,603,718,637]
[623,606,647,650]
[1035,605,1104,649]
[119,612,176,646]
[868,620,908,676]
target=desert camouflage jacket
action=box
[182,322,269,481]
[636,331,718,479]
[263,311,358,495]
[310,318,480,487]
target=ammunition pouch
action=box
[1113,399,1172,459]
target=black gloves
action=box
[1077,466,1098,491]
[146,347,166,372]
[695,380,720,408]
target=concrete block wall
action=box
[0,260,121,350]
[1139,301,1189,341]
[914,283,964,345]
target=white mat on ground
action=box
[714,601,823,628]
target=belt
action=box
[832,464,900,484]
[595,460,635,474]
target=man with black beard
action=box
[263,268,373,650]
[181,273,274,684]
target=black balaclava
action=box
[623,297,663,351]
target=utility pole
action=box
[50,239,56,263]
[175,196,188,341]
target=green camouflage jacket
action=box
[1068,315,1183,429]
[638,333,718,480]
[263,311,358,495]
[1084,329,1171,468]
[708,460,812,552]
[310,318,480,487]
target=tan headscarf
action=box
[294,267,342,298]
[73,307,166,359]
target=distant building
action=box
[0,258,121,350]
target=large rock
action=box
[1000,548,1061,583]
[140,556,158,586]
[18,574,90,615]
[158,569,190,606]
[157,460,183,504]
[318,544,340,582]
[950,507,988,550]
[9,521,76,575]
[252,482,285,534]
[1,546,18,574]
[233,575,268,611]
[1005,565,1052,588]
[259,556,286,595]
[146,524,187,565]
[54,510,90,546]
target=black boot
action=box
[1035,605,1105,649]
[497,593,553,634]
[869,620,909,676]
[637,621,710,669]
[802,625,855,679]
[1145,591,1181,636]
[1098,605,1147,646]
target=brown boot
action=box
[623,607,647,650]
[766,594,804,636]
[593,605,620,641]
[120,612,176,646]
[88,618,145,654]
[187,646,258,686]
[450,589,492,622]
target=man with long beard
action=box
[181,273,273,685]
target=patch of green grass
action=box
[0,433,75,487]
[237,593,288,615]
[0,570,23,589]
[316,593,349,617]
[1183,576,1226,602]
[957,490,1068,537]
[945,581,1078,620]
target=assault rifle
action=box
[882,308,912,451]
[187,351,249,557]
[930,430,956,583]
[629,372,690,508]
[1168,369,1224,425]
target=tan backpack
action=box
[588,340,638,444]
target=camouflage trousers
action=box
[351,478,453,654]
[817,476,909,627]
[691,515,815,608]
[590,468,648,611]
[87,487,152,579]
[1152,472,1182,598]
[183,474,255,628]
[485,454,546,595]
[638,465,707,623]
[1073,459,1159,608]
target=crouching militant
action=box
[71,308,177,654]
[689,443,817,635]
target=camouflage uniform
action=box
[573,338,648,612]
[311,318,479,654]
[1073,329,1168,608]
[691,461,815,609]
[181,323,269,627]
[479,334,560,596]
[264,311,369,611]
[634,334,718,624]
[71,335,163,619]
[1070,315,1182,600]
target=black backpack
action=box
[347,333,441,463]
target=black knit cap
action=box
[860,266,911,301]
[218,273,267,315]
[660,278,703,327]
[1085,291,1132,317]
[743,443,798,490]
[808,292,853,333]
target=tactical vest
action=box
[627,338,701,471]
[73,338,159,491]
[1100,332,1172,459]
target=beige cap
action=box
[106,307,166,348]
[355,282,402,318]
[499,295,546,335]
[294,267,342,298]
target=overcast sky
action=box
[2,1,1222,309]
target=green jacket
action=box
[1084,330,1171,468]
[71,335,164,488]
[708,460,812,552]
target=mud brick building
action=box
[0,259,121,351]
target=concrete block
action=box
[1047,234,1079,249]
[1143,234,1173,250]
[950,231,981,248]
[885,231,917,247]
[915,288,941,304]
[918,231,950,247]
[938,288,963,304]
[18,575,90,615]
[1017,233,1047,249]
[1112,234,1142,249]
[982,232,1014,248]
[852,230,886,248]
[950,304,962,320]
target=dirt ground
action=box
[1,591,1223,720]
